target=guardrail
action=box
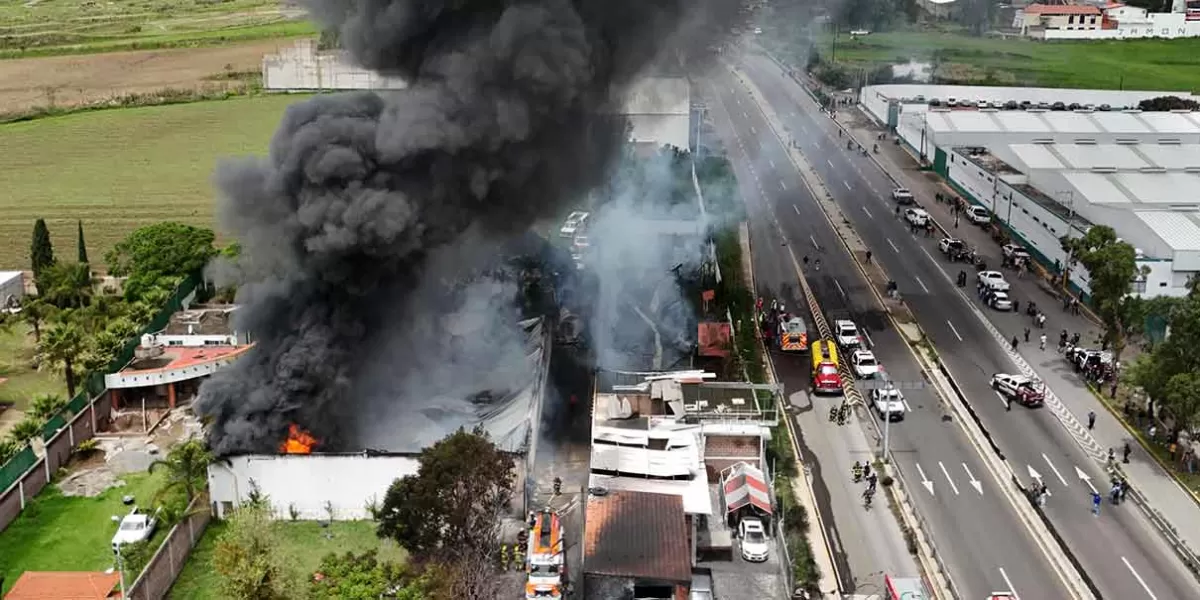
[794,274,866,410]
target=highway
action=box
[731,50,1200,600]
[702,71,1070,599]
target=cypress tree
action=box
[31,218,55,277]
[77,220,89,263]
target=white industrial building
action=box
[0,271,24,308]
[862,84,1200,298]
[1015,1,1200,39]
[262,39,691,150]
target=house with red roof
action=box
[4,572,121,600]
[1016,3,1103,35]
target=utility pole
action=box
[1058,191,1077,292]
[881,381,895,464]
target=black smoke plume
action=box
[196,0,742,455]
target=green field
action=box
[0,93,309,271]
[0,0,316,58]
[0,471,169,596]
[810,32,1200,92]
[168,520,407,600]
[0,323,66,412]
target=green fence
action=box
[0,445,36,492]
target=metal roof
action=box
[584,490,693,583]
[721,462,772,515]
[1009,144,1065,170]
[1135,144,1200,169]
[1054,144,1148,170]
[1134,212,1200,252]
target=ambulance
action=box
[525,510,566,599]
[810,340,843,395]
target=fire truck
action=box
[525,509,566,599]
[776,314,809,352]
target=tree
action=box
[1138,95,1200,112]
[1130,284,1200,426]
[105,223,216,301]
[1164,372,1200,439]
[37,261,94,309]
[30,218,55,277]
[149,438,213,504]
[213,502,292,600]
[77,220,89,264]
[1063,226,1141,362]
[0,437,21,463]
[20,297,55,342]
[9,417,43,443]
[37,319,86,398]
[376,427,515,562]
[28,394,67,422]
[308,551,436,600]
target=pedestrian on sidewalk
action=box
[1123,442,1132,464]
[1040,333,1047,351]
[1024,327,1031,343]
[1088,410,1096,430]
[865,250,873,264]
[1110,380,1118,399]
[1011,336,1019,351]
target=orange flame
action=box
[280,424,318,454]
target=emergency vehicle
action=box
[990,373,1045,408]
[525,510,566,599]
[810,340,843,395]
[777,315,809,352]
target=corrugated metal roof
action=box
[1118,172,1200,204]
[584,490,692,583]
[1010,144,1065,170]
[1054,144,1148,170]
[1046,112,1101,133]
[995,112,1053,133]
[1134,212,1200,252]
[1139,112,1200,134]
[721,462,772,515]
[1092,112,1149,134]
[946,111,1002,133]
[1063,171,1130,205]
[588,472,714,514]
[1135,144,1200,169]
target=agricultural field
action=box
[0,93,307,271]
[810,31,1200,92]
[168,520,407,600]
[0,0,314,58]
[0,323,65,418]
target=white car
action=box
[1001,243,1031,262]
[965,205,991,225]
[871,386,906,421]
[987,290,1013,311]
[834,319,862,349]
[891,188,915,205]
[938,237,965,255]
[976,270,1009,291]
[850,349,881,379]
[738,518,770,562]
[904,208,930,227]
[559,211,589,238]
[112,509,157,552]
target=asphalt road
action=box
[732,50,1200,600]
[702,71,1069,599]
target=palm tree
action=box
[21,297,55,342]
[150,439,213,504]
[37,319,86,398]
[37,262,94,309]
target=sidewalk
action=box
[837,106,1200,559]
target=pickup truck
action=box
[112,508,158,553]
[891,188,915,205]
[991,373,1045,408]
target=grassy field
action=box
[811,31,1200,92]
[0,470,169,596]
[0,0,315,58]
[0,322,65,412]
[0,93,308,271]
[168,520,407,600]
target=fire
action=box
[280,424,318,454]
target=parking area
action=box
[697,484,789,600]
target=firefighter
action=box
[500,543,510,570]
[851,461,864,482]
[511,543,524,570]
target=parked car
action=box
[976,270,1010,291]
[738,518,770,562]
[1051,101,1067,111]
[112,508,158,553]
[904,207,930,227]
[991,373,1045,408]
[1099,104,1112,111]
[939,237,965,255]
[986,289,1014,311]
[559,211,589,238]
[1001,244,1031,262]
[871,386,906,421]
[892,187,915,205]
[965,205,991,225]
[851,349,882,379]
[1004,100,1019,110]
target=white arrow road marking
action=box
[862,206,874,219]
[793,204,800,215]
[887,238,900,253]
[834,279,846,298]
[1027,465,1042,482]
[947,321,964,342]
[779,180,787,191]
[1075,465,1098,494]
[916,464,935,496]
[998,568,1018,599]
[939,461,960,495]
[963,463,983,495]
[1122,556,1159,599]
[1042,453,1070,487]
[915,276,929,293]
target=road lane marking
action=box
[779,180,787,191]
[999,568,1018,600]
[793,204,800,215]
[887,238,899,253]
[843,181,852,191]
[862,330,874,348]
[751,125,757,135]
[947,321,964,342]
[743,110,748,119]
[1122,557,1159,599]
[915,276,929,293]
[769,158,775,168]
[810,234,819,250]
[995,391,1010,409]
[916,464,935,495]
[963,463,983,494]
[920,247,937,264]
[1042,453,1070,487]
[827,159,834,168]
[862,206,873,219]
[834,279,846,298]
[938,461,960,495]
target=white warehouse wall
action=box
[208,454,419,520]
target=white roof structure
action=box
[1134,212,1200,252]
[922,109,1200,146]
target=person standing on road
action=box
[1091,491,1103,516]
[1039,333,1047,351]
[1024,328,1031,343]
[865,250,872,264]
[1013,299,1021,315]
[1123,442,1132,463]
[1011,336,1019,351]
[1087,410,1096,430]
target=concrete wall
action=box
[208,454,420,520]
[0,391,110,533]
[125,495,212,600]
[262,39,407,91]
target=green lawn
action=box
[0,471,169,596]
[168,520,407,600]
[0,93,308,271]
[0,323,65,411]
[0,0,316,58]
[808,31,1200,92]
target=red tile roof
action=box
[121,345,252,375]
[5,572,121,600]
[584,490,691,583]
[1023,3,1102,15]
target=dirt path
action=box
[0,38,300,114]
